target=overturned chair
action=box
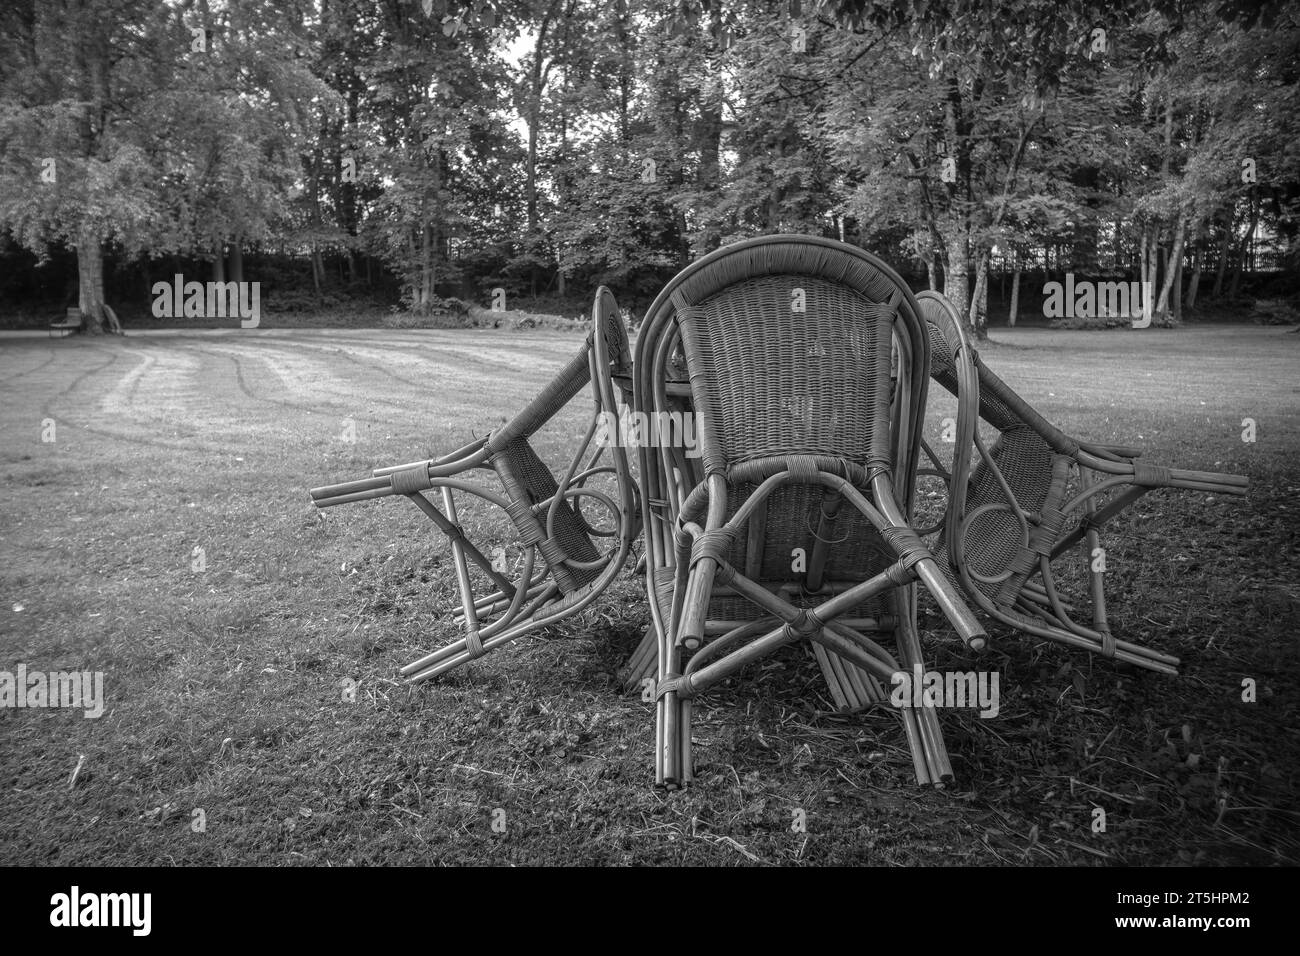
[309,288,640,683]
[916,290,1249,674]
[633,236,989,789]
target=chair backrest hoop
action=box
[635,235,931,496]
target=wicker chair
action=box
[916,290,1249,674]
[634,236,988,789]
[309,287,639,683]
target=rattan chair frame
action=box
[917,291,1249,674]
[634,236,988,789]
[309,287,640,683]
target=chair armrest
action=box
[915,291,981,564]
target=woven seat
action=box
[634,236,987,789]
[916,290,1249,673]
[310,287,639,682]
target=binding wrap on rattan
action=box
[866,450,894,476]
[711,560,737,586]
[996,505,1069,608]
[877,525,929,571]
[503,497,576,589]
[1030,507,1067,555]
[782,606,826,640]
[502,498,542,539]
[1132,462,1172,487]
[390,466,432,496]
[783,455,821,482]
[689,527,741,567]
[884,560,916,588]
[656,671,692,699]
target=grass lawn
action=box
[1,323,1297,865]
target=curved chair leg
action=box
[650,460,984,788]
[311,287,640,684]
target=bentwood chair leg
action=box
[654,697,666,787]
[657,692,692,787]
[1080,467,1116,657]
[681,699,693,784]
[661,690,682,787]
[895,586,954,785]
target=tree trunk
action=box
[1186,241,1202,310]
[525,96,540,232]
[213,242,225,283]
[311,245,324,301]
[1172,235,1184,319]
[77,223,106,335]
[1137,227,1146,290]
[1146,233,1158,326]
[944,236,970,326]
[1154,219,1185,323]
[968,250,989,339]
[1139,225,1156,327]
[71,6,113,336]
[1229,191,1256,299]
[1008,268,1021,326]
[420,218,433,308]
[1211,213,1230,299]
[228,237,244,284]
[980,256,989,332]
[525,3,557,271]
[927,248,943,291]
[1154,88,1174,319]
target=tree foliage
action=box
[1,0,1296,332]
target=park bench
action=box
[49,307,80,337]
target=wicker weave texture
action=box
[927,320,1022,435]
[703,482,892,621]
[495,437,603,590]
[678,275,894,474]
[934,427,1059,598]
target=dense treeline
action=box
[0,0,1296,333]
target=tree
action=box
[0,0,324,332]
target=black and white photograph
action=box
[0,0,1295,902]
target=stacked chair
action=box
[309,243,1250,789]
[915,290,1248,673]
[630,236,987,788]
[310,288,640,683]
